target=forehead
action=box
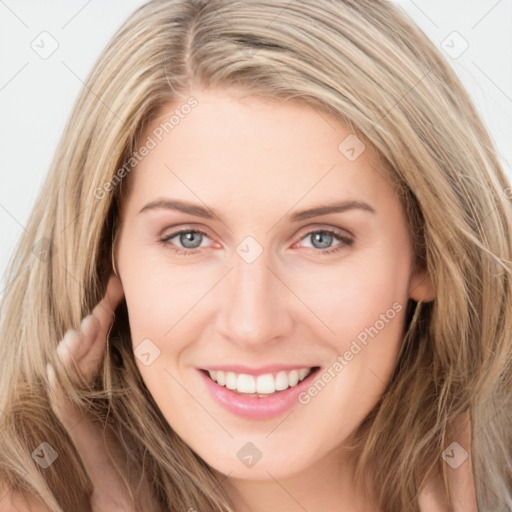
[122,89,395,214]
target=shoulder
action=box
[0,483,51,512]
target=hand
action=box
[47,275,154,511]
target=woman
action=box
[0,0,510,510]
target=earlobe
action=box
[409,267,436,302]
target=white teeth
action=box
[275,371,289,391]
[206,367,314,395]
[256,374,275,394]
[288,370,299,387]
[298,368,309,380]
[237,374,256,393]
[225,372,237,390]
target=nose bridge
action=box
[216,250,293,346]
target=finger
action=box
[92,274,124,335]
[56,329,82,373]
[72,314,101,363]
[56,274,124,385]
[76,317,104,384]
[56,323,99,386]
[81,275,124,381]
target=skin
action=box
[36,88,479,511]
[40,278,476,512]
[112,87,436,511]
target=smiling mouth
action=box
[200,367,321,397]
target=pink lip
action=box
[200,364,315,376]
[197,367,320,420]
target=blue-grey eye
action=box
[309,231,334,249]
[179,231,203,249]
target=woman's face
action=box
[115,88,434,481]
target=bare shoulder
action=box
[0,482,51,512]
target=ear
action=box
[408,263,436,302]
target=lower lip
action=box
[197,368,319,420]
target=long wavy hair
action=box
[1,0,511,510]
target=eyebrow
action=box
[138,198,376,222]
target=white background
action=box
[1,0,511,299]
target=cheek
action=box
[121,259,222,382]
[120,244,205,337]
[290,249,409,339]
[124,281,193,359]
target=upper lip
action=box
[199,364,319,376]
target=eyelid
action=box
[295,223,354,241]
[160,223,215,239]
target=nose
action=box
[215,252,294,349]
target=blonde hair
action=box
[1,0,511,510]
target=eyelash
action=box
[157,227,354,257]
